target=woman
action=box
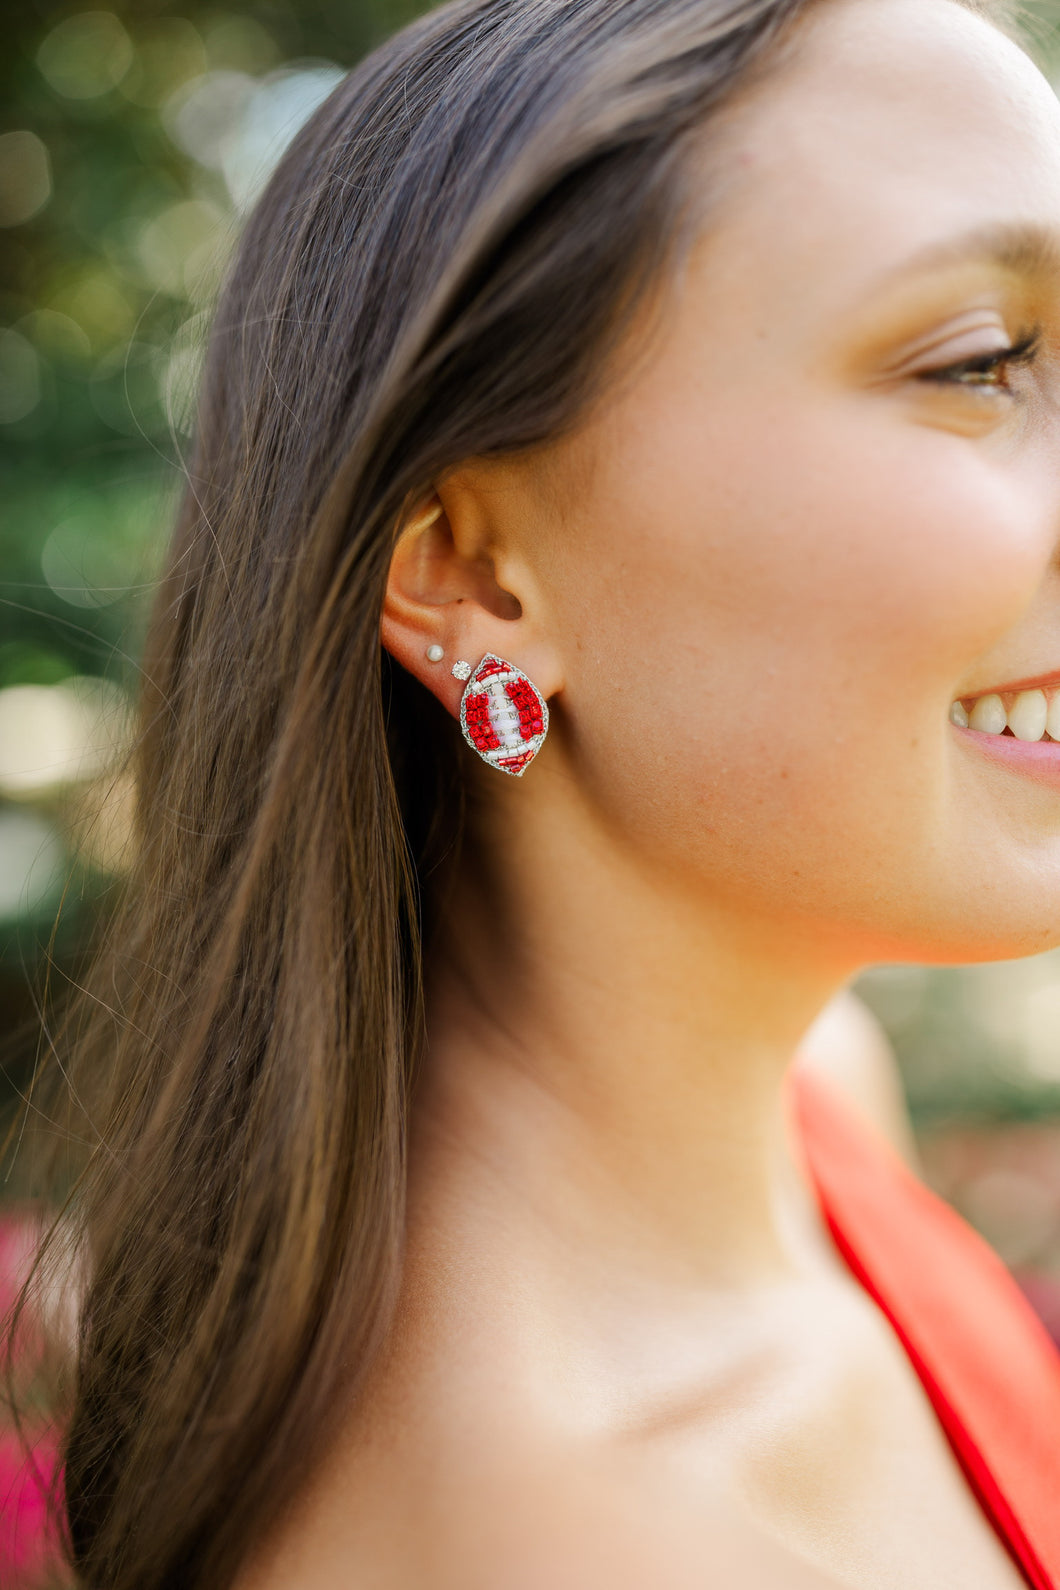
[24,0,1060,1583]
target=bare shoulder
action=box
[794,989,919,1169]
[235,1430,847,1590]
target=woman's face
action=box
[504,0,1060,966]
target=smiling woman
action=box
[11,0,1060,1587]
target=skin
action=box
[242,0,1060,1584]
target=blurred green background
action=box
[4,0,1060,1339]
[0,0,428,1147]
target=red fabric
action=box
[790,1067,1060,1590]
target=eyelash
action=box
[917,326,1043,392]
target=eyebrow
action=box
[878,220,1060,288]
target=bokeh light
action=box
[118,17,207,108]
[36,12,134,101]
[0,133,52,229]
[0,677,129,798]
[0,331,41,424]
[0,809,65,923]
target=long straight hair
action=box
[11,0,1021,1585]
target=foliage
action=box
[0,0,429,1102]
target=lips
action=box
[950,726,1060,791]
[960,667,1060,698]
[950,677,1060,790]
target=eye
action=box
[916,326,1043,393]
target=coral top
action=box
[790,1068,1060,1590]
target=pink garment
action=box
[0,1430,59,1588]
[0,1215,61,1590]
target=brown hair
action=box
[8,0,1025,1585]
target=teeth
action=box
[968,693,1007,734]
[1008,689,1048,741]
[953,684,1060,742]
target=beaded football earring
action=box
[451,654,549,777]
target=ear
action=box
[380,481,563,716]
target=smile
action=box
[950,684,1060,742]
[949,677,1060,788]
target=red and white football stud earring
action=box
[451,654,549,777]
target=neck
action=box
[412,767,861,1298]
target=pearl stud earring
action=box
[425,644,444,662]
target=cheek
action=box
[667,397,1047,686]
[546,393,1055,922]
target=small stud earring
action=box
[451,659,472,681]
[425,644,444,662]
